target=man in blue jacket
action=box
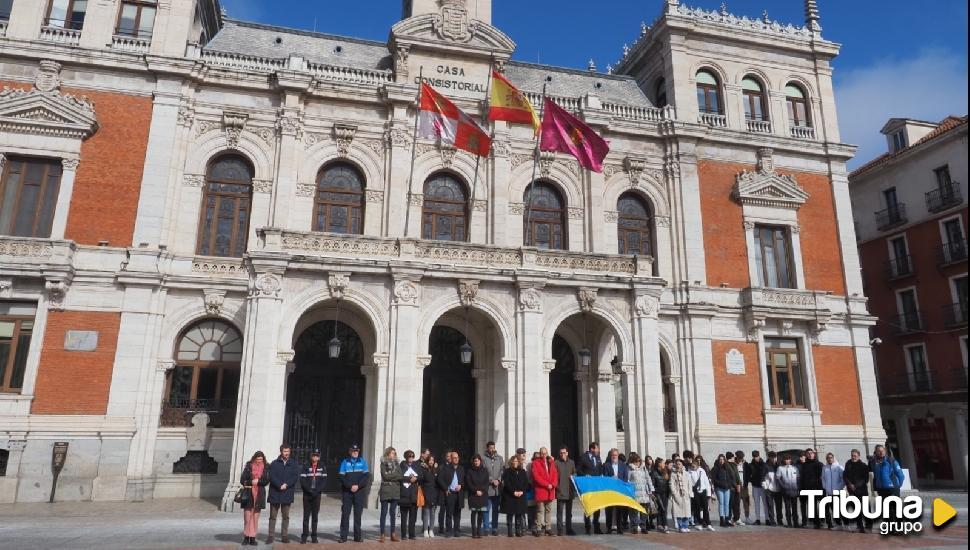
[300,449,327,544]
[339,444,371,543]
[267,443,301,544]
[869,445,905,535]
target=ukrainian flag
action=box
[572,476,647,516]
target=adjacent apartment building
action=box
[849,115,968,489]
[0,0,884,506]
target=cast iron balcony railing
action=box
[898,371,933,393]
[875,203,907,231]
[160,398,237,428]
[883,254,915,280]
[926,183,963,212]
[890,310,924,335]
[942,302,968,328]
[937,239,968,266]
[951,368,969,391]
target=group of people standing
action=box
[237,441,906,544]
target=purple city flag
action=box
[539,97,610,173]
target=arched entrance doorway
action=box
[550,335,580,456]
[285,320,365,492]
[422,325,476,461]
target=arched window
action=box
[524,181,566,250]
[742,76,767,121]
[197,154,252,258]
[655,77,668,108]
[422,172,468,241]
[617,192,653,256]
[786,83,811,127]
[695,69,722,114]
[164,319,243,428]
[315,162,364,234]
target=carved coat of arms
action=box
[434,0,476,42]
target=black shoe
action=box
[282,536,290,543]
[754,520,761,525]
[593,526,604,535]
[567,529,577,536]
[311,535,319,543]
[354,537,363,542]
[301,534,308,544]
[338,538,347,543]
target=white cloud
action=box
[835,49,968,169]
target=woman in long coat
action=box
[668,458,693,533]
[465,454,491,539]
[419,455,440,538]
[378,447,403,542]
[501,455,531,537]
[240,450,270,546]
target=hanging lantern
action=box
[328,336,342,359]
[578,347,592,368]
[460,341,473,364]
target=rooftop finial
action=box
[588,59,597,72]
[720,2,728,15]
[641,21,648,35]
[805,0,821,32]
[762,9,770,23]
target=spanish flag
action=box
[572,476,646,516]
[488,71,540,133]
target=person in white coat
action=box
[775,455,800,528]
[821,453,845,530]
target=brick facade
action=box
[813,346,863,425]
[711,340,763,424]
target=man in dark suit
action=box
[436,450,466,537]
[576,442,603,535]
[602,448,630,534]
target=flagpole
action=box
[469,62,493,238]
[403,66,423,238]
[523,83,547,247]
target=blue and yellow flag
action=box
[572,476,646,516]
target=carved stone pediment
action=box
[0,86,98,139]
[390,12,515,57]
[732,148,809,210]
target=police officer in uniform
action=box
[338,444,371,543]
[300,449,327,544]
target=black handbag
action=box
[234,486,251,505]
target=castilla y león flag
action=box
[417,82,491,157]
[488,70,540,133]
[539,97,609,173]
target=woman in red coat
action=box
[531,447,559,536]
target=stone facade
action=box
[0,0,883,505]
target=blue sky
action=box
[220,0,968,167]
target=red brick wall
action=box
[62,87,152,247]
[699,161,750,288]
[698,160,847,294]
[813,346,863,425]
[712,340,764,424]
[32,311,121,415]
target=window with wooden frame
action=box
[742,76,768,121]
[422,172,468,242]
[753,224,795,289]
[45,0,87,30]
[764,337,806,408]
[523,181,566,250]
[695,70,722,114]
[0,156,62,238]
[785,83,811,128]
[196,154,253,258]
[163,320,242,428]
[0,0,13,21]
[315,162,364,234]
[115,1,156,39]
[616,192,654,256]
[0,302,36,394]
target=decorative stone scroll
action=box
[733,148,809,210]
[251,273,282,298]
[518,287,542,312]
[202,289,226,315]
[393,279,420,305]
[45,280,68,311]
[222,111,248,148]
[328,272,350,299]
[458,279,480,307]
[333,124,357,156]
[577,287,598,312]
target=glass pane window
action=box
[764,338,805,408]
[754,225,795,289]
[166,319,242,421]
[116,2,156,39]
[315,163,364,234]
[616,193,653,256]
[0,0,13,21]
[197,155,252,257]
[742,77,766,121]
[695,70,721,114]
[0,157,63,238]
[422,173,468,242]
[523,181,566,250]
[785,84,811,127]
[0,315,34,393]
[47,0,87,30]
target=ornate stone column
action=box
[123,359,175,502]
[594,368,619,454]
[222,268,287,511]
[387,276,424,455]
[500,359,517,454]
[632,291,666,458]
[516,283,548,452]
[50,157,79,239]
[270,98,305,227]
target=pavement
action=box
[0,491,966,550]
